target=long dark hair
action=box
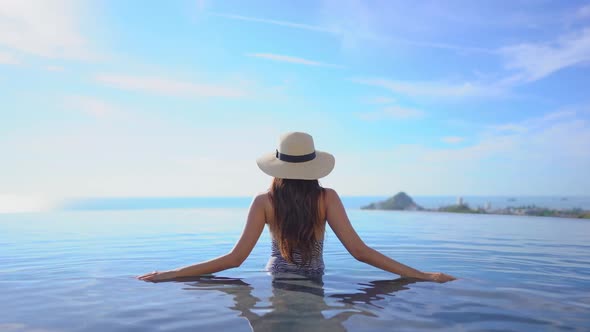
[269,178,325,265]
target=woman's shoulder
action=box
[252,192,272,222]
[322,187,339,198]
[253,191,271,206]
[321,188,343,207]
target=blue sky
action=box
[1,0,590,210]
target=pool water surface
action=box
[1,208,589,331]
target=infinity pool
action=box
[1,209,589,331]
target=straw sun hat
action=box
[256,132,335,180]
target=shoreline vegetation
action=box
[361,192,590,219]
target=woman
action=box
[138,132,455,283]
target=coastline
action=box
[3,195,589,215]
[361,193,590,219]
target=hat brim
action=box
[256,150,335,180]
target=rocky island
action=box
[361,192,423,211]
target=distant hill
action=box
[361,192,423,211]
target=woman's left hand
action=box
[137,270,178,282]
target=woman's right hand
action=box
[422,272,456,283]
[137,270,178,282]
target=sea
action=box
[1,196,589,331]
[59,195,590,211]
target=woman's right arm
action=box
[137,193,267,282]
[325,189,455,283]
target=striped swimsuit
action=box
[266,239,325,275]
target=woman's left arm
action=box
[137,194,267,282]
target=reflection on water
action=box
[176,275,419,332]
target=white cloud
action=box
[577,4,590,20]
[353,77,502,98]
[441,136,464,144]
[196,0,208,12]
[209,12,336,34]
[246,53,343,68]
[352,27,590,97]
[65,95,121,118]
[500,28,590,82]
[339,109,590,195]
[489,110,578,134]
[0,0,95,59]
[364,96,396,104]
[417,136,516,164]
[490,123,529,133]
[360,105,424,120]
[0,50,19,64]
[0,116,278,199]
[45,65,65,72]
[95,73,248,98]
[481,110,588,163]
[211,11,491,53]
[488,110,578,136]
[0,194,56,213]
[318,0,493,52]
[538,110,576,122]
